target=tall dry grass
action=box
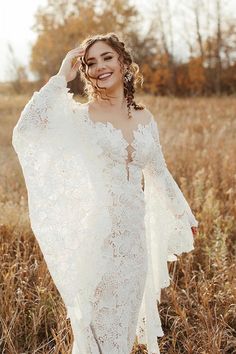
[0,92,236,353]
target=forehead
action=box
[86,41,116,60]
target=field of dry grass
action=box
[0,91,236,353]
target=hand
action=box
[57,46,85,83]
[191,226,198,236]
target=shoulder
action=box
[132,107,154,125]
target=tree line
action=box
[10,0,236,96]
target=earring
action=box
[124,70,132,83]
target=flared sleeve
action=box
[12,78,114,353]
[148,118,198,228]
[143,117,198,261]
[138,117,199,353]
[12,74,74,150]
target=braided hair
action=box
[79,32,145,119]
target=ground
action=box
[1,91,236,353]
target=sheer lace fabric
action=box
[12,75,198,354]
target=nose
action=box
[96,60,106,72]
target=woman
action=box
[12,33,198,354]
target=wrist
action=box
[56,72,68,82]
[48,74,68,89]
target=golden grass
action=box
[1,92,236,353]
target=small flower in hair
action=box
[124,70,133,82]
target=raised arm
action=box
[12,75,71,144]
[12,46,85,149]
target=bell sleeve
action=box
[12,74,74,151]
[149,118,198,226]
[137,118,199,353]
[143,116,199,269]
[11,82,115,353]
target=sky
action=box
[0,0,47,81]
[0,0,235,82]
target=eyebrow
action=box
[86,51,114,62]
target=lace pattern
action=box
[83,101,153,185]
[148,119,198,228]
[12,74,199,354]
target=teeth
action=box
[98,73,112,79]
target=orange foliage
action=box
[188,57,206,94]
[27,0,236,96]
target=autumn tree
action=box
[29,0,156,94]
[149,0,177,94]
[6,44,29,93]
[27,0,236,96]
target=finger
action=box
[73,62,81,71]
[71,55,84,67]
[68,51,85,60]
[72,55,84,66]
[71,59,80,69]
[69,47,85,54]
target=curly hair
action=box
[78,32,145,119]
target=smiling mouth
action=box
[97,72,113,80]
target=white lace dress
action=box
[12,75,199,354]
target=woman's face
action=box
[85,40,125,92]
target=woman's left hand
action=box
[191,226,198,236]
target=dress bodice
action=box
[78,103,156,190]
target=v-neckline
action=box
[84,102,153,151]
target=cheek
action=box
[118,65,124,77]
[111,58,121,71]
[113,63,122,76]
[115,68,123,80]
[87,67,96,79]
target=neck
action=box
[93,85,127,109]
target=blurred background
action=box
[1,0,236,95]
[0,1,236,353]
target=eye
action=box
[87,56,113,67]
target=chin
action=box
[100,79,122,92]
